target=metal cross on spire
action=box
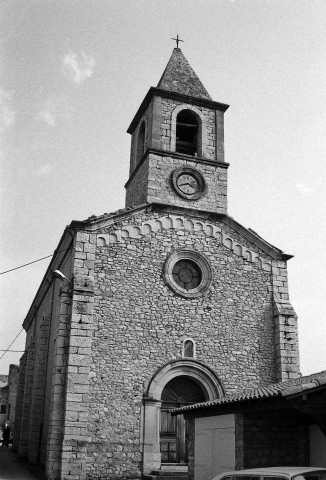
[171,34,184,49]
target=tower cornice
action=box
[127,87,229,135]
[124,148,229,190]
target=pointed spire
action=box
[157,48,211,100]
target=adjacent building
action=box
[173,369,326,480]
[0,364,19,433]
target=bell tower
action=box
[125,47,229,214]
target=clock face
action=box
[172,167,207,201]
[176,174,199,195]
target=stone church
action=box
[14,48,300,480]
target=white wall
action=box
[195,414,235,480]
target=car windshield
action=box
[294,472,326,480]
[232,477,260,480]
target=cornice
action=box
[127,87,229,134]
[94,203,291,264]
[22,202,293,331]
[124,148,229,189]
[81,202,293,262]
[22,226,75,331]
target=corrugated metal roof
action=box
[172,370,326,415]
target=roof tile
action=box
[172,370,326,414]
[157,48,211,100]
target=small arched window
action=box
[183,339,195,358]
[136,121,146,164]
[176,110,199,156]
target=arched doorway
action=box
[142,360,224,474]
[160,376,206,464]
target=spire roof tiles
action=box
[157,48,211,100]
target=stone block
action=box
[66,393,83,402]
[76,232,90,243]
[69,354,91,367]
[84,244,96,254]
[70,336,92,348]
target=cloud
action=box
[0,87,15,131]
[34,164,53,176]
[63,50,96,84]
[37,97,73,127]
[295,182,314,197]
[38,104,56,126]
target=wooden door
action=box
[160,377,205,464]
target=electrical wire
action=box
[0,248,69,275]
[0,248,71,362]
[0,329,24,361]
[0,350,25,352]
[0,247,72,360]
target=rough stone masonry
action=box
[14,47,300,480]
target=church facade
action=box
[14,48,300,480]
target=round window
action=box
[163,250,212,299]
[172,260,202,290]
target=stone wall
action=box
[13,206,298,480]
[273,262,300,382]
[57,231,96,480]
[242,409,309,467]
[160,98,221,161]
[125,157,149,208]
[129,99,154,175]
[126,152,228,213]
[14,250,74,478]
[126,93,227,209]
[147,153,227,213]
[129,95,224,173]
[83,207,281,479]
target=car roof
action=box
[215,467,326,478]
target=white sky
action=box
[0,0,325,377]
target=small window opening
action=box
[176,110,199,156]
[183,339,195,358]
[136,121,146,164]
[0,404,7,414]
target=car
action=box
[212,467,326,480]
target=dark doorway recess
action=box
[160,376,205,463]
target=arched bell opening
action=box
[160,376,206,464]
[136,120,146,164]
[176,110,200,156]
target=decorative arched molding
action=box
[170,104,207,157]
[145,359,224,401]
[96,215,273,273]
[97,236,106,246]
